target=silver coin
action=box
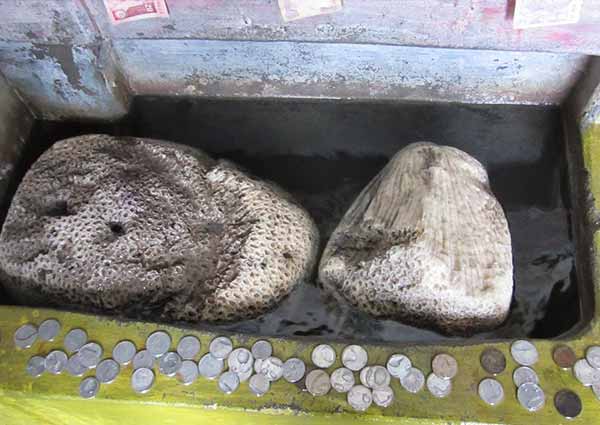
[282,358,306,383]
[306,369,331,396]
[347,385,372,411]
[399,367,425,394]
[218,371,240,394]
[176,360,199,385]
[426,373,452,398]
[209,336,233,359]
[80,377,100,399]
[256,356,283,382]
[228,348,254,373]
[66,354,88,377]
[45,350,68,374]
[251,340,273,360]
[331,367,355,393]
[237,366,253,382]
[131,367,155,394]
[432,353,458,380]
[198,353,224,379]
[97,358,120,384]
[112,340,136,365]
[14,324,37,349]
[341,345,368,372]
[133,349,155,370]
[372,385,394,407]
[78,342,103,369]
[38,319,61,342]
[177,336,201,360]
[254,358,264,374]
[386,354,412,379]
[249,373,270,396]
[517,382,545,412]
[513,366,539,387]
[574,358,600,386]
[587,346,600,370]
[361,365,391,389]
[146,331,171,357]
[159,352,183,376]
[312,344,336,368]
[26,356,46,377]
[478,378,504,406]
[64,328,87,353]
[510,340,539,366]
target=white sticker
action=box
[513,0,583,29]
[103,0,169,25]
[278,0,343,22]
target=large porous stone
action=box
[0,135,319,322]
[319,142,513,335]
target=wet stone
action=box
[14,324,37,349]
[554,389,582,419]
[198,353,224,379]
[80,377,100,399]
[330,367,355,393]
[219,371,240,394]
[347,385,372,411]
[341,345,368,371]
[513,366,539,387]
[113,340,136,365]
[209,336,233,360]
[306,369,331,396]
[133,350,155,370]
[511,340,539,366]
[64,328,87,353]
[478,378,504,406]
[38,319,61,342]
[176,360,199,385]
[177,336,201,360]
[517,382,545,412]
[426,373,452,398]
[146,331,171,358]
[386,354,412,379]
[26,356,46,377]
[45,350,68,374]
[480,348,506,375]
[312,344,336,368]
[282,358,306,383]
[552,345,576,370]
[251,340,273,360]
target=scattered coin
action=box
[426,373,452,398]
[331,367,355,393]
[132,349,155,370]
[587,346,600,370]
[209,336,233,359]
[66,354,88,377]
[400,367,425,394]
[251,340,273,360]
[347,385,373,411]
[80,376,100,399]
[112,340,136,365]
[432,353,458,380]
[341,345,368,371]
[176,360,199,385]
[14,324,38,349]
[64,328,87,353]
[306,369,331,396]
[552,345,576,370]
[372,385,394,408]
[198,353,224,379]
[513,366,539,387]
[177,336,201,360]
[386,354,412,379]
[312,344,336,368]
[131,367,155,394]
[96,358,120,384]
[219,371,240,394]
[78,342,103,369]
[554,389,582,419]
[249,373,270,397]
[360,365,391,389]
[146,331,171,357]
[282,358,306,383]
[228,348,254,374]
[478,378,504,406]
[38,319,61,342]
[574,358,600,386]
[511,340,539,366]
[26,356,46,377]
[45,350,68,374]
[159,352,183,377]
[256,356,283,382]
[517,382,545,412]
[480,348,506,375]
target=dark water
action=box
[0,97,580,342]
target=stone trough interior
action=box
[0,96,581,344]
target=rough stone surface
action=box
[0,135,319,322]
[318,142,513,335]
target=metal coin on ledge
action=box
[330,367,355,393]
[218,371,240,394]
[14,324,38,349]
[113,340,136,365]
[312,344,336,368]
[132,349,155,370]
[159,352,183,377]
[249,373,270,396]
[45,350,68,374]
[510,340,538,366]
[478,378,504,406]
[513,366,539,387]
[341,345,368,371]
[431,353,458,380]
[209,336,233,360]
[97,358,120,384]
[426,373,452,398]
[554,389,582,419]
[573,358,600,386]
[517,382,545,412]
[399,367,425,393]
[552,345,576,370]
[372,386,394,407]
[38,319,61,342]
[386,354,412,379]
[131,367,155,394]
[146,331,171,358]
[26,356,46,377]
[282,358,306,383]
[198,353,224,379]
[80,377,100,399]
[480,348,506,375]
[66,354,88,377]
[78,342,103,369]
[64,328,87,353]
[251,340,273,360]
[176,360,199,385]
[347,385,372,411]
[306,369,331,396]
[177,336,201,360]
[586,346,600,370]
[228,348,254,374]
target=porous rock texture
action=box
[319,142,513,335]
[0,135,319,322]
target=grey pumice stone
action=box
[318,142,513,335]
[0,135,319,322]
